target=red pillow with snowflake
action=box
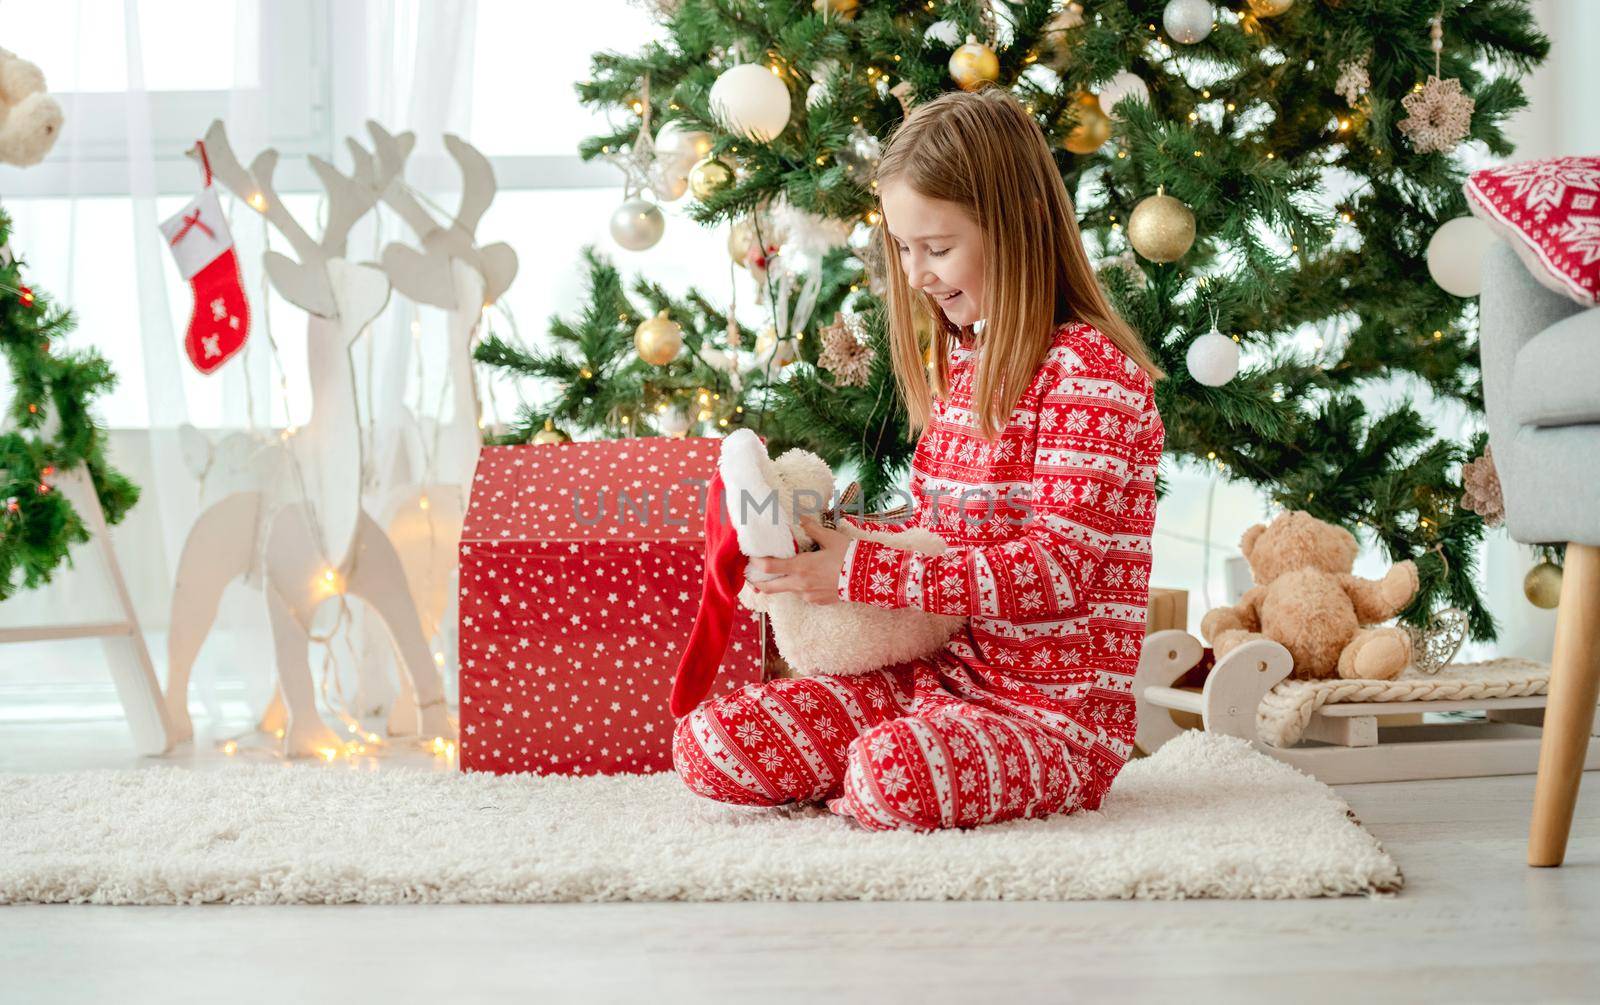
[1465,156,1600,307]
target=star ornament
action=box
[817,311,875,388]
[1398,76,1474,155]
[603,126,660,200]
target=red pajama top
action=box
[834,320,1165,803]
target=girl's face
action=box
[879,180,986,329]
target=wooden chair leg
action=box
[1529,543,1600,867]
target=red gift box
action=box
[457,438,763,775]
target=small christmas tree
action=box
[478,0,1549,640]
[0,206,139,600]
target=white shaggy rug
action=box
[0,731,1401,904]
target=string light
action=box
[247,191,267,211]
[316,566,345,597]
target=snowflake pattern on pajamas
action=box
[672,322,1165,830]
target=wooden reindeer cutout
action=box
[163,121,454,758]
[347,122,520,732]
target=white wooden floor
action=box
[1,718,1596,1004]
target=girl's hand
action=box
[748,516,849,606]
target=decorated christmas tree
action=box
[0,206,139,600]
[476,0,1549,640]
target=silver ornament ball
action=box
[610,197,665,252]
[1163,0,1215,45]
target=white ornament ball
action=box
[709,63,792,143]
[649,163,689,202]
[609,197,665,252]
[1427,216,1497,297]
[1098,71,1151,118]
[1163,0,1216,45]
[657,406,692,437]
[654,120,714,172]
[924,19,963,47]
[1187,328,1240,387]
[807,60,841,109]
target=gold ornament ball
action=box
[1248,0,1294,15]
[728,217,758,264]
[1128,188,1197,263]
[1064,93,1112,154]
[688,157,734,200]
[531,419,571,445]
[634,309,684,366]
[948,34,999,92]
[1524,560,1563,610]
[813,0,858,19]
[754,325,797,367]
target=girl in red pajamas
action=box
[673,87,1166,831]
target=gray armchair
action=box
[1480,240,1600,867]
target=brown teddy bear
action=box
[1201,510,1420,681]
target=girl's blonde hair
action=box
[875,86,1164,442]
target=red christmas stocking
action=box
[160,145,249,375]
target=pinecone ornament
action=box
[1460,445,1504,528]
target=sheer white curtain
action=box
[0,0,484,727]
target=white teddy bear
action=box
[0,46,63,167]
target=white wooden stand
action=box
[1134,629,1600,785]
[0,466,176,755]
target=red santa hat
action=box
[670,431,798,718]
[670,469,751,717]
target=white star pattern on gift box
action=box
[457,441,764,775]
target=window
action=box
[1,0,326,198]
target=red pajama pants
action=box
[672,653,1106,831]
